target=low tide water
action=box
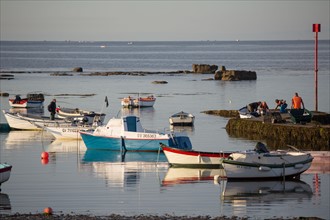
[0,74,329,219]
[0,41,329,219]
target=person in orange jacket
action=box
[291,92,305,109]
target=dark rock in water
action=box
[202,110,239,118]
[73,67,83,72]
[192,64,218,74]
[51,72,74,76]
[152,81,168,84]
[0,92,10,97]
[215,69,257,81]
[0,74,14,80]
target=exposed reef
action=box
[203,109,330,151]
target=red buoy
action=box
[41,158,49,165]
[41,152,49,159]
[43,207,53,215]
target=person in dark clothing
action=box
[48,99,57,120]
[13,95,21,104]
[247,101,261,113]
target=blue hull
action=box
[80,132,192,151]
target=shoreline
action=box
[0,214,324,220]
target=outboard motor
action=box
[255,142,269,153]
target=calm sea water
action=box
[0,41,329,219]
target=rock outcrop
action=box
[192,64,218,74]
[214,66,257,81]
[73,67,83,72]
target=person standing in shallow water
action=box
[48,99,57,120]
[291,92,305,109]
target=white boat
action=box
[56,107,106,124]
[160,143,232,168]
[121,95,156,108]
[80,115,192,151]
[35,122,96,140]
[238,106,259,119]
[221,142,314,180]
[9,93,44,108]
[2,110,66,130]
[0,163,12,186]
[169,111,195,126]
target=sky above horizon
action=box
[0,1,329,41]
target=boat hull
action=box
[161,144,232,168]
[169,111,195,126]
[42,125,92,140]
[2,110,64,130]
[80,131,170,151]
[121,96,156,108]
[222,152,314,180]
[9,99,44,108]
[169,117,194,126]
[0,164,12,185]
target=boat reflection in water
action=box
[220,179,313,202]
[83,150,167,163]
[81,150,168,188]
[162,167,225,186]
[170,125,195,134]
[4,130,53,149]
[0,193,11,214]
[45,139,86,153]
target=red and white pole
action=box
[313,24,321,112]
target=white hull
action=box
[9,101,43,108]
[161,144,231,168]
[0,164,12,185]
[169,117,194,125]
[222,150,314,179]
[169,111,195,125]
[2,110,64,130]
[42,125,92,140]
[121,96,156,108]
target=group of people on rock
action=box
[247,92,305,115]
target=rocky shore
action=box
[203,110,330,151]
[0,214,324,220]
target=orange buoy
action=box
[43,207,53,215]
[41,152,49,159]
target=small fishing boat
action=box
[35,121,96,140]
[0,163,12,186]
[56,107,106,124]
[160,143,232,168]
[238,106,259,119]
[9,93,44,108]
[80,115,192,151]
[121,95,156,108]
[2,110,66,130]
[169,111,195,126]
[221,142,314,180]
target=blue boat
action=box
[80,115,192,151]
